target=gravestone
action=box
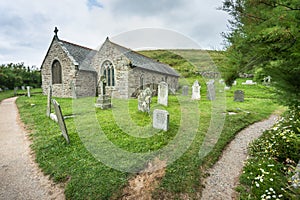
[233,81,237,86]
[153,109,169,131]
[52,99,70,144]
[234,90,244,102]
[182,86,189,96]
[206,80,216,101]
[21,86,25,90]
[158,82,168,106]
[27,86,31,98]
[191,80,201,100]
[14,87,18,96]
[138,88,152,113]
[46,86,52,117]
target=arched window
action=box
[52,60,62,84]
[101,61,115,86]
[140,75,144,90]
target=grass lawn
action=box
[0,88,42,102]
[15,78,280,199]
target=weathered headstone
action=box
[46,86,52,117]
[234,90,244,102]
[233,80,237,86]
[153,109,169,131]
[21,86,25,90]
[182,86,189,96]
[52,99,70,144]
[206,80,216,101]
[138,88,152,113]
[27,86,31,98]
[191,80,201,100]
[14,87,18,96]
[158,82,168,106]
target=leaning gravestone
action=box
[138,88,152,113]
[234,90,244,102]
[153,109,169,131]
[52,99,70,144]
[26,86,31,98]
[206,80,216,101]
[191,80,201,100]
[46,86,52,117]
[158,82,168,106]
[182,86,189,96]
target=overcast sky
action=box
[0,0,230,67]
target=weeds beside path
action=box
[0,97,64,200]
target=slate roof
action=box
[58,39,97,72]
[106,39,180,77]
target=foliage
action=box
[221,0,300,107]
[0,63,41,89]
[238,109,300,199]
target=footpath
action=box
[0,97,64,200]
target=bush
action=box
[238,109,300,199]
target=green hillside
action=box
[139,49,226,78]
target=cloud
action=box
[0,0,230,66]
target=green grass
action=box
[0,88,42,102]
[15,78,279,199]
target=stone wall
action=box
[75,70,97,98]
[41,38,77,98]
[92,39,131,99]
[128,68,179,97]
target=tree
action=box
[0,63,41,90]
[221,0,300,107]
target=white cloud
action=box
[0,0,230,67]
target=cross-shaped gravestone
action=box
[52,99,70,144]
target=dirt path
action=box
[0,97,64,200]
[200,114,278,200]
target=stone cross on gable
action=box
[54,27,59,37]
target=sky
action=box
[0,0,231,68]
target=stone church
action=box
[41,28,180,99]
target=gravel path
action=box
[0,97,65,200]
[201,114,278,200]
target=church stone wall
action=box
[92,40,131,99]
[128,68,179,97]
[41,39,77,98]
[75,71,97,98]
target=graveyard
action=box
[14,76,280,199]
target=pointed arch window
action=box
[52,60,62,84]
[101,61,115,86]
[140,75,144,90]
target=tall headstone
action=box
[52,99,70,144]
[153,109,169,131]
[206,80,216,101]
[191,81,201,100]
[46,86,52,117]
[234,90,244,102]
[158,82,168,106]
[14,87,18,96]
[182,86,189,96]
[27,86,31,98]
[138,88,152,113]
